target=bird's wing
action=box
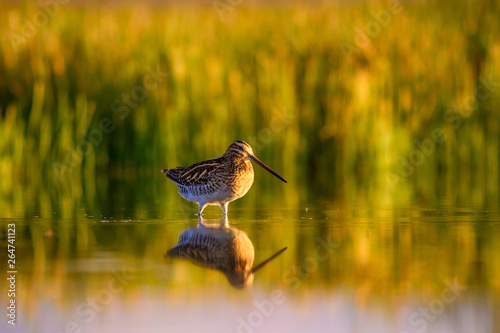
[162,157,224,186]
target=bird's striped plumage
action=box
[167,218,255,288]
[161,141,286,215]
[167,217,287,288]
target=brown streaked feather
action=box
[162,168,184,186]
[162,157,224,186]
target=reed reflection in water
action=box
[166,217,287,288]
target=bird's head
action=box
[225,140,287,183]
[226,140,254,159]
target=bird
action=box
[161,141,287,215]
[166,216,287,288]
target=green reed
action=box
[0,0,499,208]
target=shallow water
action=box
[0,191,499,333]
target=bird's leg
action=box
[197,203,207,216]
[198,215,206,227]
[219,202,229,216]
[220,215,228,227]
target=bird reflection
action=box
[166,216,287,288]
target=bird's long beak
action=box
[248,155,287,183]
[251,247,288,273]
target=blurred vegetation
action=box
[0,0,499,210]
[0,2,499,328]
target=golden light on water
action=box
[0,0,499,332]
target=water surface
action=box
[1,191,498,333]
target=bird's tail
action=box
[161,168,184,185]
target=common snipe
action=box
[167,216,287,288]
[161,141,287,215]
